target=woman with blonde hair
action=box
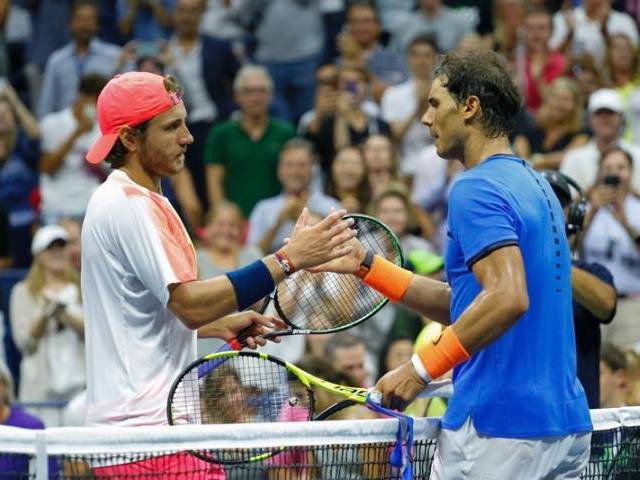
[514,76,588,170]
[9,225,84,426]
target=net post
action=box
[35,431,48,480]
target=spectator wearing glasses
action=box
[205,65,295,218]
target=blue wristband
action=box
[226,260,275,310]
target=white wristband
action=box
[411,353,432,383]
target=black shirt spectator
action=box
[573,259,616,409]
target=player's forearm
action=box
[401,275,451,325]
[571,267,617,321]
[169,257,286,329]
[452,286,529,355]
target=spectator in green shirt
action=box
[205,65,296,217]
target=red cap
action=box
[85,72,182,164]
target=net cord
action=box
[3,408,640,456]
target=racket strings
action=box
[171,355,313,427]
[276,218,402,331]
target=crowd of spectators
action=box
[0,0,640,427]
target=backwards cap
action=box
[85,72,182,164]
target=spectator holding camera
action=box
[298,63,339,137]
[308,63,390,175]
[583,147,640,351]
[9,225,85,426]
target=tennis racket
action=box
[224,214,403,350]
[167,350,452,464]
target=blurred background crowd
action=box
[0,0,639,430]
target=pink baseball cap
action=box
[85,72,182,164]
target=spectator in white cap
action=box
[9,224,85,426]
[561,88,640,193]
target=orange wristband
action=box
[361,255,413,302]
[416,327,470,380]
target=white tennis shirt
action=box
[81,169,198,426]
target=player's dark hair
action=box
[105,75,184,169]
[434,51,522,138]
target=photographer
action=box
[543,170,618,408]
[583,147,640,350]
[306,63,390,176]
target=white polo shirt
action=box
[39,107,102,221]
[81,170,198,427]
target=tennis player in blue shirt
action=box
[320,51,593,479]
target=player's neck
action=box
[463,133,513,169]
[120,164,162,194]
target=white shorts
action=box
[430,418,591,480]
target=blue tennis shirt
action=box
[443,154,592,438]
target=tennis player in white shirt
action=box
[81,71,355,478]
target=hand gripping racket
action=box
[224,213,403,351]
[167,350,453,464]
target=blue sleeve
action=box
[448,177,519,267]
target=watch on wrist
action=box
[356,249,375,278]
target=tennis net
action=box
[1,407,639,479]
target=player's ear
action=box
[462,95,481,122]
[118,126,138,153]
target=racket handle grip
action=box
[228,324,256,350]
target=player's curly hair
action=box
[104,75,184,169]
[434,51,522,139]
